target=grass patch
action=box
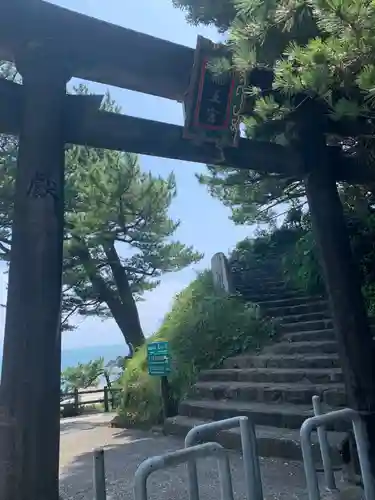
[118,270,276,427]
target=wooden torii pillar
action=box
[0,45,69,500]
[0,2,374,498]
[299,109,375,475]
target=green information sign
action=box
[147,341,171,376]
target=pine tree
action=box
[172,0,236,30]
[0,81,203,348]
[178,0,375,223]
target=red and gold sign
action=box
[183,36,246,148]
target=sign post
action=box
[147,341,174,420]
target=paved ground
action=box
[59,414,322,500]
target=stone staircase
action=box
[164,255,348,462]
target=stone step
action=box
[280,319,333,333]
[264,300,330,318]
[251,276,286,284]
[233,263,281,274]
[198,367,343,384]
[278,311,331,324]
[192,381,346,406]
[282,330,336,343]
[242,277,286,285]
[244,290,322,302]
[164,415,346,463]
[235,275,285,286]
[241,282,290,294]
[179,399,348,432]
[233,272,283,283]
[279,320,375,337]
[224,353,340,369]
[256,295,325,309]
[266,340,338,355]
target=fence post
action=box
[103,387,109,413]
[74,388,79,414]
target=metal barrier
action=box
[184,416,263,500]
[300,408,375,500]
[92,418,263,500]
[134,442,234,500]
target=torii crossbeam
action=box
[0,2,375,499]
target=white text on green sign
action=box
[147,342,171,376]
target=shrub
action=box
[118,270,276,426]
[229,226,302,269]
[282,230,325,294]
[228,217,325,295]
[281,212,375,309]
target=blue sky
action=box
[0,0,255,350]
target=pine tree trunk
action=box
[74,241,145,348]
[103,242,144,347]
[299,104,375,480]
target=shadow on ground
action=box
[60,413,116,435]
[59,426,311,500]
[60,420,110,435]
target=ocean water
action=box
[0,344,127,373]
[61,344,127,370]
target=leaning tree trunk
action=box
[104,242,144,345]
[74,241,145,348]
[298,104,375,480]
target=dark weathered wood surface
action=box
[0,50,68,500]
[301,108,375,480]
[0,1,193,101]
[0,79,373,184]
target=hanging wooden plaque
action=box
[183,36,246,148]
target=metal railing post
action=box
[312,395,336,491]
[134,442,234,500]
[184,416,263,500]
[239,417,263,500]
[93,448,107,500]
[300,408,375,500]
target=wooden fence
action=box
[60,386,122,417]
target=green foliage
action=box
[118,270,275,426]
[172,0,236,30]
[282,226,325,293]
[277,201,375,307]
[61,356,125,395]
[197,167,306,225]
[228,222,322,296]
[61,358,104,392]
[63,141,201,302]
[230,224,303,267]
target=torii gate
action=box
[0,2,374,499]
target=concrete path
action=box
[59,414,316,500]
